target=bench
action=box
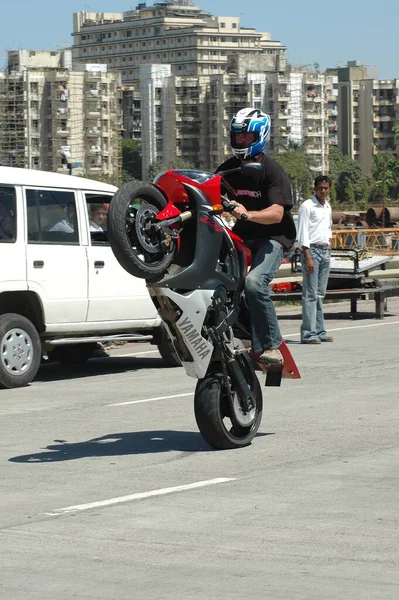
[271,282,399,319]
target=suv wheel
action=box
[0,313,41,389]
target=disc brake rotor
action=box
[231,392,256,427]
[134,205,161,254]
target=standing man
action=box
[297,175,333,344]
[216,107,296,366]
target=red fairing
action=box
[228,230,252,272]
[154,170,223,208]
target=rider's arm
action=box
[245,204,284,224]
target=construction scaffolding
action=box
[0,73,26,168]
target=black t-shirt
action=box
[215,154,296,250]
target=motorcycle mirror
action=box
[240,162,263,179]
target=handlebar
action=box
[221,197,248,221]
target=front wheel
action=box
[0,313,41,389]
[194,355,263,450]
[107,180,177,281]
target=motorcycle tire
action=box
[107,180,177,281]
[194,354,263,450]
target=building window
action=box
[126,30,132,37]
[232,23,237,28]
[81,35,86,40]
[108,33,111,38]
[221,23,226,28]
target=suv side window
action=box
[0,186,16,242]
[85,193,111,245]
[26,189,79,244]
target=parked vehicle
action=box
[0,167,178,389]
[108,165,300,450]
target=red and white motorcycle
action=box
[108,164,300,450]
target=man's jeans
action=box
[245,239,284,353]
[301,248,330,342]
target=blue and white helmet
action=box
[230,108,271,160]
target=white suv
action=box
[0,167,178,389]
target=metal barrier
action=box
[332,228,399,254]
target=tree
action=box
[273,141,313,205]
[147,157,195,182]
[371,151,399,202]
[329,147,369,206]
[122,139,142,182]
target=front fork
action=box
[208,328,253,414]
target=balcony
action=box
[87,110,101,119]
[87,127,101,137]
[306,129,322,137]
[305,111,322,120]
[55,128,70,137]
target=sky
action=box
[0,0,397,79]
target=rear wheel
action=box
[107,180,176,281]
[194,354,263,450]
[0,313,41,389]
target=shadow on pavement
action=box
[35,356,173,383]
[277,310,395,321]
[9,430,272,462]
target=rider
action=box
[216,107,296,366]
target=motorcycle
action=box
[107,163,300,450]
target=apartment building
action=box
[72,2,286,85]
[0,50,121,177]
[138,54,334,179]
[337,60,399,174]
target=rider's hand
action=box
[231,203,249,221]
[305,256,315,275]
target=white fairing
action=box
[155,287,215,379]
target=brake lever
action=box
[228,202,248,221]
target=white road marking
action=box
[115,350,159,357]
[107,392,192,407]
[45,478,236,516]
[285,319,399,338]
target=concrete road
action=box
[0,300,398,599]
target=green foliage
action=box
[328,147,370,206]
[122,138,142,181]
[147,157,195,182]
[273,142,313,205]
[371,151,399,201]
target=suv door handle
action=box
[94,261,105,269]
[33,260,44,268]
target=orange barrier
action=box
[332,228,399,254]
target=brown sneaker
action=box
[320,336,334,342]
[258,349,283,366]
[301,338,321,345]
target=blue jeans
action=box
[301,248,330,342]
[245,239,284,353]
